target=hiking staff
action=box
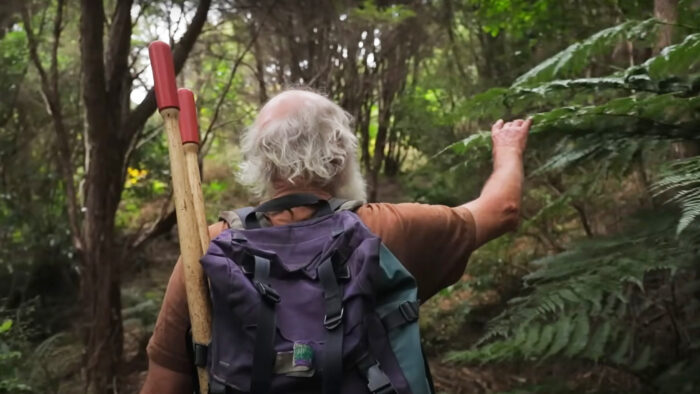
[148,41,211,393]
[178,88,211,253]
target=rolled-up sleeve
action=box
[357,203,477,300]
[146,259,192,374]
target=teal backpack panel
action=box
[374,244,432,394]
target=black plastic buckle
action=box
[193,342,208,367]
[399,301,419,323]
[335,264,351,280]
[323,307,344,330]
[254,281,280,304]
[241,259,254,276]
[367,363,394,394]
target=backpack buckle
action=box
[399,301,419,323]
[323,307,344,330]
[367,363,394,394]
[254,281,280,304]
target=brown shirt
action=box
[147,202,476,373]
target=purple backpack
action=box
[197,194,434,394]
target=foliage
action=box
[0,320,32,393]
[442,13,700,393]
[653,156,700,234]
[448,211,698,362]
[513,19,659,86]
[448,29,700,170]
[2,0,700,391]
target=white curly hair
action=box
[237,89,367,201]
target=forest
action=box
[1,0,699,393]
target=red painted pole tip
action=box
[178,89,200,144]
[148,41,179,110]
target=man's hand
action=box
[462,118,531,247]
[491,118,531,157]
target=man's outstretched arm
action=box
[463,118,531,247]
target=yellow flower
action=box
[125,167,149,188]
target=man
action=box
[141,89,530,393]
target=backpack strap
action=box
[318,257,345,394]
[218,209,246,230]
[218,196,365,230]
[329,198,364,212]
[250,255,279,394]
[381,300,419,331]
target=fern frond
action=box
[514,19,657,86]
[653,156,700,234]
[643,33,700,79]
[448,210,700,368]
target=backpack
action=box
[196,193,434,394]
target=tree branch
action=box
[80,0,110,142]
[22,0,83,250]
[200,17,265,149]
[49,0,64,98]
[129,196,176,250]
[106,0,134,99]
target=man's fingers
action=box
[494,117,532,133]
[492,119,504,132]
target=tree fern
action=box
[442,18,700,392]
[446,31,700,170]
[447,210,700,372]
[513,19,658,86]
[653,156,700,234]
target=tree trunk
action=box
[369,109,390,201]
[653,0,698,158]
[78,0,212,391]
[654,0,678,52]
[79,1,126,391]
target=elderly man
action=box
[141,89,530,393]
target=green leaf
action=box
[544,315,573,358]
[630,345,653,371]
[522,323,542,354]
[610,331,633,364]
[533,324,555,355]
[585,320,612,361]
[0,319,12,334]
[646,33,700,80]
[565,314,590,357]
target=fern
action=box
[447,210,700,371]
[442,18,700,392]
[514,19,658,86]
[653,156,700,234]
[447,29,700,167]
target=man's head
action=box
[237,89,367,201]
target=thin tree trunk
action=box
[654,0,678,52]
[653,0,698,158]
[253,31,268,104]
[369,121,388,201]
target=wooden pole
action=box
[148,41,210,392]
[178,88,211,253]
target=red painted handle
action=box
[178,89,200,144]
[148,41,179,110]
